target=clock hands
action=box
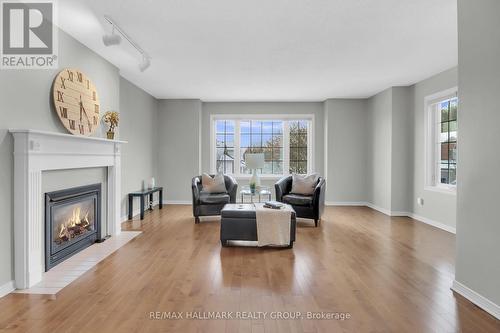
[79,95,92,132]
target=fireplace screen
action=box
[45,184,101,271]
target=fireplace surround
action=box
[10,129,127,289]
[45,184,102,270]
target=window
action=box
[215,120,235,174]
[425,88,458,191]
[240,120,284,175]
[211,116,313,177]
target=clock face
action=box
[52,68,100,136]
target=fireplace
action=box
[45,184,101,271]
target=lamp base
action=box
[249,169,260,193]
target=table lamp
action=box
[245,153,265,193]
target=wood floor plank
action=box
[0,205,498,333]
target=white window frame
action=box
[210,114,315,179]
[424,87,458,194]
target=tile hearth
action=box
[14,231,140,295]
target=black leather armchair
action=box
[191,175,238,223]
[275,176,326,227]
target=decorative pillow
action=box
[202,173,227,193]
[290,173,319,195]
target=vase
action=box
[106,131,115,140]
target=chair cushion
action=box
[282,194,313,207]
[199,192,230,205]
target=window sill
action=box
[233,175,285,181]
[424,185,457,195]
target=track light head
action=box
[102,30,122,46]
[139,55,151,72]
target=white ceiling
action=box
[58,0,457,101]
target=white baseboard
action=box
[408,213,456,234]
[390,211,412,217]
[365,202,393,216]
[452,280,500,320]
[0,280,15,299]
[121,200,161,222]
[163,200,191,205]
[325,201,455,234]
[325,201,367,206]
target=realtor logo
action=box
[1,0,58,69]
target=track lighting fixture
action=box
[103,16,152,72]
[102,26,122,46]
[139,55,151,72]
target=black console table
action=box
[128,187,163,220]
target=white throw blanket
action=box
[255,203,293,247]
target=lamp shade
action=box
[245,153,264,169]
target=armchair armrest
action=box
[275,175,292,202]
[312,178,326,213]
[224,175,238,203]
[191,176,201,204]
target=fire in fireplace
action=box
[45,184,101,271]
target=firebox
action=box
[45,184,101,271]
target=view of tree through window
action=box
[240,121,283,175]
[289,120,308,174]
[213,118,311,176]
[215,120,235,174]
[439,97,458,185]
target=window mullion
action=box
[436,107,441,185]
[283,121,290,175]
[307,120,312,173]
[234,120,241,177]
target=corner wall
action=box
[157,100,202,202]
[323,99,369,204]
[454,0,500,318]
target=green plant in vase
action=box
[249,181,256,194]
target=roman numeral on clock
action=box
[59,106,68,118]
[67,70,74,82]
[77,72,83,83]
[79,124,85,134]
[57,91,64,102]
[69,120,75,130]
[60,77,66,89]
[95,104,99,113]
[93,91,96,101]
[93,116,97,125]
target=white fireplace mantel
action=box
[10,129,127,289]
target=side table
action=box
[128,187,163,220]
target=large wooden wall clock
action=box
[52,68,100,136]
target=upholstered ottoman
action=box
[220,204,296,248]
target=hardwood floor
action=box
[0,205,498,332]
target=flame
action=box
[56,206,91,242]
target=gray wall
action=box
[391,87,413,213]
[455,0,500,308]
[0,30,158,287]
[367,88,393,211]
[410,67,458,227]
[157,100,202,202]
[119,78,159,218]
[323,99,368,203]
